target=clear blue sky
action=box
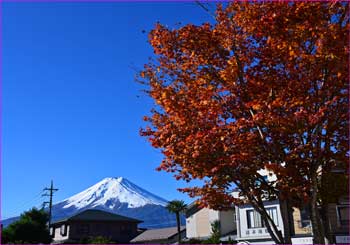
[2,2,215,219]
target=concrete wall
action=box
[219,210,236,235]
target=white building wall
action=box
[208,209,220,224]
[186,207,236,239]
[291,237,313,244]
[186,208,213,239]
[186,212,197,238]
[237,202,284,241]
[52,224,70,243]
[219,210,236,235]
[257,169,277,182]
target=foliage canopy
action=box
[140,2,349,243]
[2,208,51,244]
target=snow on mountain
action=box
[3,177,183,229]
[61,177,168,209]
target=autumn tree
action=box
[140,2,349,244]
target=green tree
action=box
[88,236,114,244]
[166,200,187,243]
[204,220,221,244]
[77,236,114,244]
[1,208,51,244]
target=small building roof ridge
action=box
[51,208,142,225]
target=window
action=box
[300,207,311,228]
[50,227,55,238]
[246,207,279,229]
[60,224,67,236]
[77,224,89,235]
[247,210,264,228]
[266,207,278,226]
[337,205,349,226]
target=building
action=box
[234,199,290,244]
[130,226,186,244]
[323,196,350,244]
[50,209,142,243]
[185,197,349,244]
[185,203,236,239]
[234,200,316,244]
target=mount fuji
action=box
[3,177,184,228]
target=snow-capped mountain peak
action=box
[61,177,168,209]
[3,177,182,229]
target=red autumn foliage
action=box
[140,2,349,243]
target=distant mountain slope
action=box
[2,177,184,228]
[1,216,20,227]
[60,177,167,209]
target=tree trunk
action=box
[261,211,284,244]
[176,212,181,244]
[253,202,285,244]
[236,182,285,244]
[280,199,293,244]
[310,172,326,244]
[321,203,334,244]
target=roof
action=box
[185,199,237,218]
[185,201,202,218]
[130,226,186,242]
[51,209,142,225]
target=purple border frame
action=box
[0,1,347,245]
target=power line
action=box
[4,191,44,218]
[42,180,58,228]
[195,1,216,20]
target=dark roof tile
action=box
[52,209,142,225]
[130,226,186,242]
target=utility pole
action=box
[42,180,58,228]
[41,201,50,210]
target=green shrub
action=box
[1,208,51,244]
